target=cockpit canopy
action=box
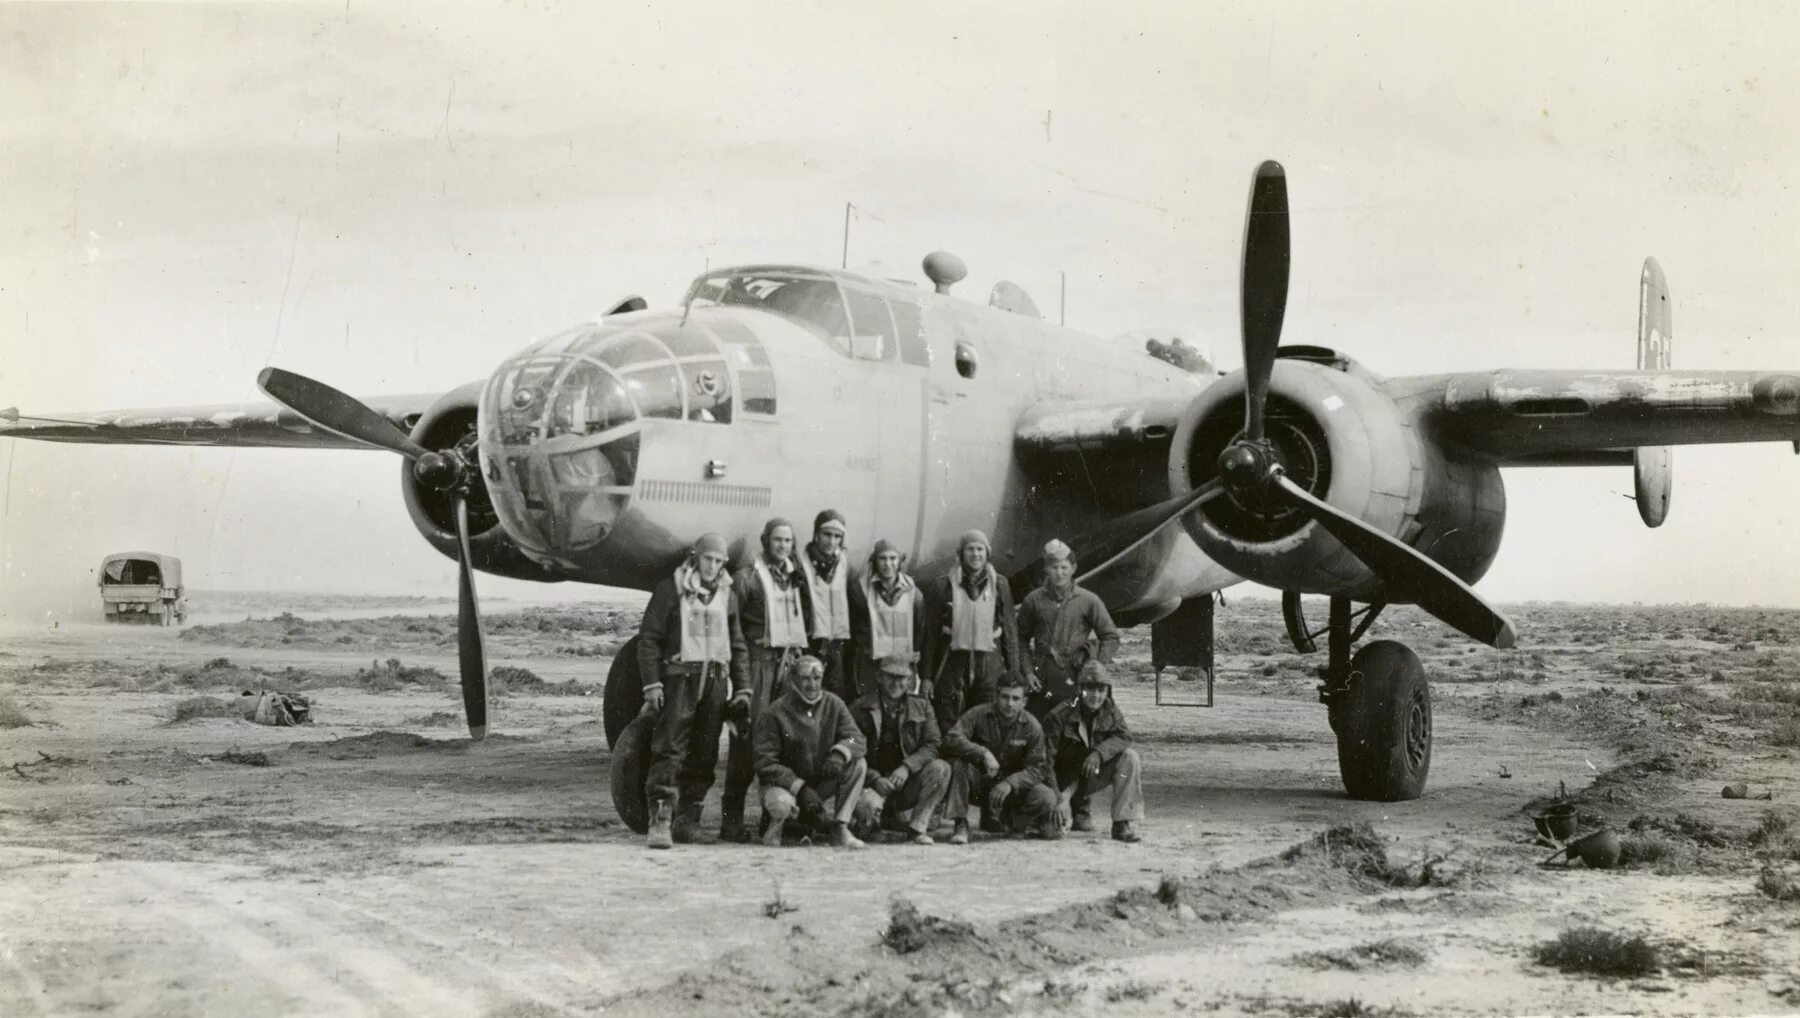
[684,266,928,367]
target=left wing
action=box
[0,394,445,449]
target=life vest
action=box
[863,575,915,658]
[949,566,998,653]
[677,587,732,664]
[753,558,810,648]
[799,551,851,640]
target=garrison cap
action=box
[878,655,914,677]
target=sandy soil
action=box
[2,596,1798,1016]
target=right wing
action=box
[1429,369,1800,462]
[0,394,445,449]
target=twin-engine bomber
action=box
[7,161,1799,801]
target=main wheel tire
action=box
[603,635,644,749]
[609,714,653,835]
[1329,639,1431,802]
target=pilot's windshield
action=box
[685,271,852,354]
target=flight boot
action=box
[948,820,970,846]
[1070,811,1096,833]
[718,807,750,845]
[832,822,866,851]
[645,800,673,850]
[671,803,713,845]
[761,811,786,848]
[1111,820,1142,844]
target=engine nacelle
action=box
[401,382,566,583]
[1168,358,1505,601]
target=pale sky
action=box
[3,1,1798,620]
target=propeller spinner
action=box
[1214,163,1517,649]
[257,368,492,738]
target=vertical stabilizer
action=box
[1633,258,1673,527]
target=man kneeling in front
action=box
[942,673,1060,845]
[1044,661,1144,843]
[754,654,869,849]
[849,655,951,845]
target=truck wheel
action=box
[1329,640,1431,802]
[603,636,644,749]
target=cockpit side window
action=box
[889,298,929,367]
[844,289,898,363]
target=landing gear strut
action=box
[1313,596,1432,802]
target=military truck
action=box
[99,552,186,625]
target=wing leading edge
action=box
[0,394,445,450]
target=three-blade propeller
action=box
[257,368,490,738]
[1214,162,1517,649]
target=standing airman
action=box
[634,532,747,849]
[1017,539,1121,720]
[848,538,926,697]
[798,509,856,702]
[922,529,1021,732]
[719,517,813,844]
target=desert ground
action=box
[2,592,1798,1017]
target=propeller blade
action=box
[1007,481,1224,594]
[454,497,489,740]
[1240,160,1290,443]
[1271,474,1517,649]
[257,367,431,460]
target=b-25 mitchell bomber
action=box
[8,161,1800,802]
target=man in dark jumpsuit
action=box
[940,673,1059,845]
[635,532,747,849]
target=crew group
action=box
[634,510,1147,851]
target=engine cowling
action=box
[1168,357,1505,601]
[401,382,565,583]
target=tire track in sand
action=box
[136,864,480,1017]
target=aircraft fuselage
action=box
[473,265,1234,602]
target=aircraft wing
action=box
[0,393,445,449]
[1428,369,1800,463]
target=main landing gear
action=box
[1285,593,1432,802]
